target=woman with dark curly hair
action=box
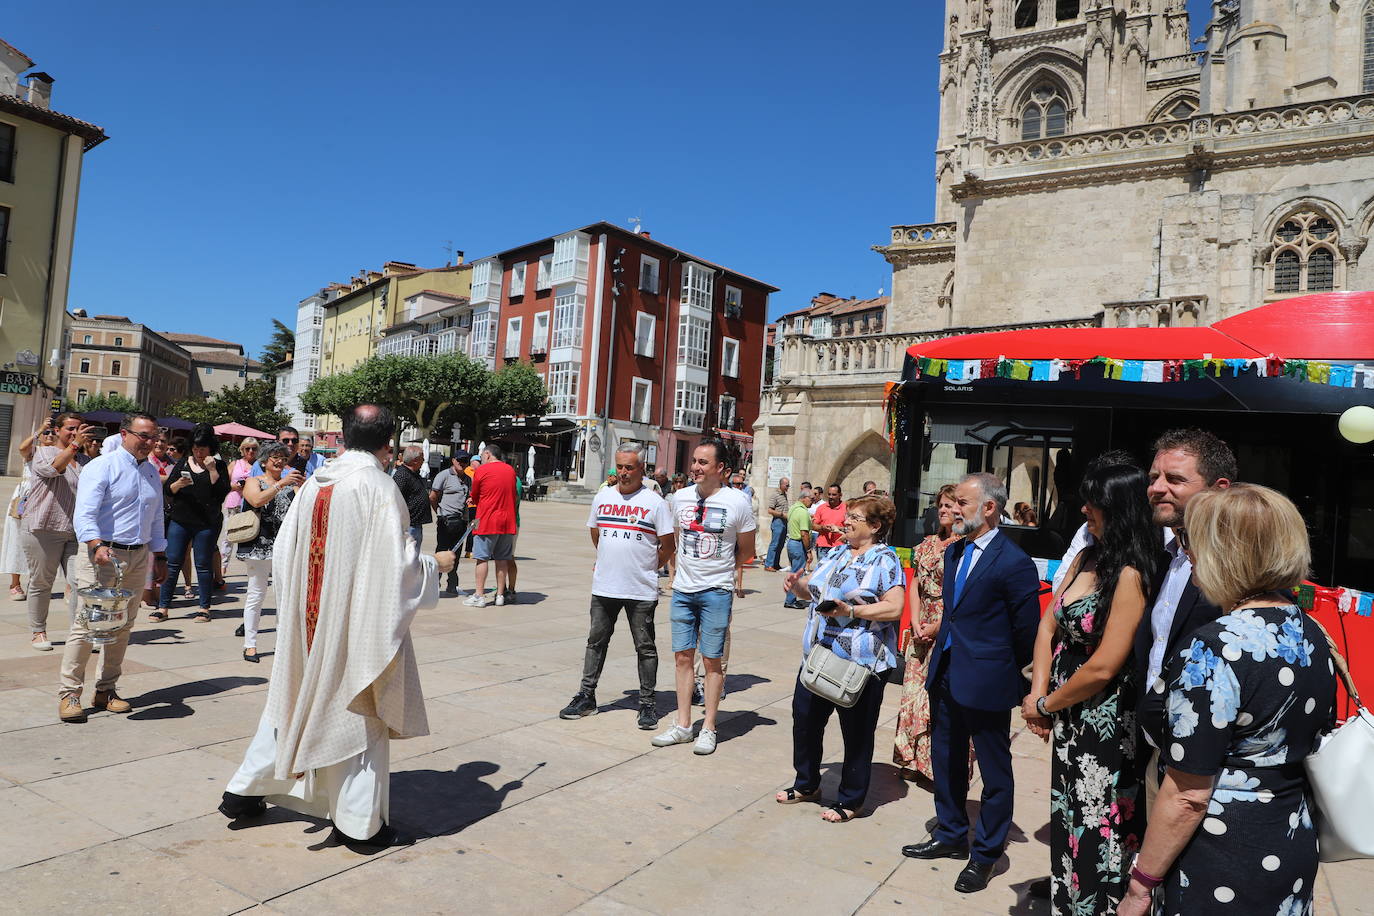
[150,423,230,623]
[1023,463,1165,914]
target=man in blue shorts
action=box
[652,440,755,756]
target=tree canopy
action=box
[259,319,295,379]
[166,378,292,434]
[299,354,548,448]
[64,392,142,414]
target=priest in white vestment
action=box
[220,404,455,849]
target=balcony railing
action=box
[887,222,957,247]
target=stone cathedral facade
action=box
[751,0,1374,508]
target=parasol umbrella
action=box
[157,416,194,431]
[79,409,126,425]
[213,422,276,440]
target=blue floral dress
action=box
[1145,604,1336,915]
[1049,590,1146,915]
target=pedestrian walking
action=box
[219,404,455,851]
[464,445,518,607]
[61,412,169,723]
[764,477,790,570]
[234,442,303,662]
[560,445,675,729]
[393,445,432,546]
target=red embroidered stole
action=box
[304,484,334,653]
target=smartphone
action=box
[814,599,838,615]
[180,470,193,480]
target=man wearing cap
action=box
[430,452,471,596]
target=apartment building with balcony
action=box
[0,38,106,472]
[66,313,191,416]
[470,221,776,487]
[313,260,471,442]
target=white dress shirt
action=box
[101,432,122,455]
[957,525,1001,581]
[1146,535,1191,687]
[74,447,168,552]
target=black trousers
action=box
[435,515,467,587]
[790,669,886,810]
[579,595,658,702]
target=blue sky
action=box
[10,0,1213,359]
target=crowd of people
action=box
[3,408,1342,910]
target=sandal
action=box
[821,804,859,823]
[775,787,821,805]
[192,611,211,623]
[148,610,168,622]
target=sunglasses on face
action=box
[243,447,258,453]
[280,437,298,444]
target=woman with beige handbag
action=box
[233,442,303,662]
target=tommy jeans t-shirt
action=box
[586,484,675,601]
[670,484,756,593]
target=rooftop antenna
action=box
[628,215,643,234]
[442,240,455,266]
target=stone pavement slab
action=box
[0,482,1367,914]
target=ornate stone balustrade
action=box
[1146,50,1206,74]
[887,222,958,246]
[1102,296,1208,328]
[983,93,1374,171]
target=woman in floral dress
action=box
[893,484,959,784]
[1025,463,1163,915]
[1118,485,1335,916]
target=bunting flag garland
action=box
[912,352,1374,391]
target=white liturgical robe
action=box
[227,449,438,839]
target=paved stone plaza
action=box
[0,489,1368,915]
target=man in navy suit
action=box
[902,472,1040,894]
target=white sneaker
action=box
[494,593,506,607]
[463,593,490,607]
[693,728,718,755]
[650,724,695,747]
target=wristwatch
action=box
[1035,695,1050,717]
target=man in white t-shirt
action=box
[651,440,756,756]
[560,445,675,731]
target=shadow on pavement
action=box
[127,676,268,719]
[715,710,778,743]
[128,627,188,646]
[389,760,535,838]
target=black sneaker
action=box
[503,589,517,605]
[637,701,658,730]
[559,691,597,719]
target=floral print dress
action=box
[1049,590,1146,916]
[235,482,295,562]
[1145,604,1335,915]
[893,534,957,778]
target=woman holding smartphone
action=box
[150,424,230,622]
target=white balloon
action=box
[1338,406,1374,444]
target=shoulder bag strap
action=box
[1307,614,1362,709]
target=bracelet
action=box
[1130,858,1164,889]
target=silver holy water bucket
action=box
[76,555,135,646]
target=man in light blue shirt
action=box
[299,436,325,477]
[60,412,169,723]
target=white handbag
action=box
[1304,618,1374,862]
[800,642,872,708]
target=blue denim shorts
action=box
[473,533,514,561]
[670,588,733,658]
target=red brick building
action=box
[473,222,776,486]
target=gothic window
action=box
[1268,210,1343,295]
[1056,0,1080,19]
[1021,84,1069,140]
[1166,99,1196,120]
[1015,0,1037,28]
[1364,2,1374,93]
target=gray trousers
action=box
[19,528,77,633]
[579,595,658,702]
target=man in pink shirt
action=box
[812,484,848,551]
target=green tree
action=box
[259,319,295,379]
[64,392,143,414]
[165,378,291,434]
[300,354,548,450]
[440,361,548,444]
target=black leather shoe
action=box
[218,791,267,820]
[330,823,413,851]
[954,861,994,894]
[901,839,969,860]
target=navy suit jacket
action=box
[1135,576,1223,744]
[925,530,1042,711]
